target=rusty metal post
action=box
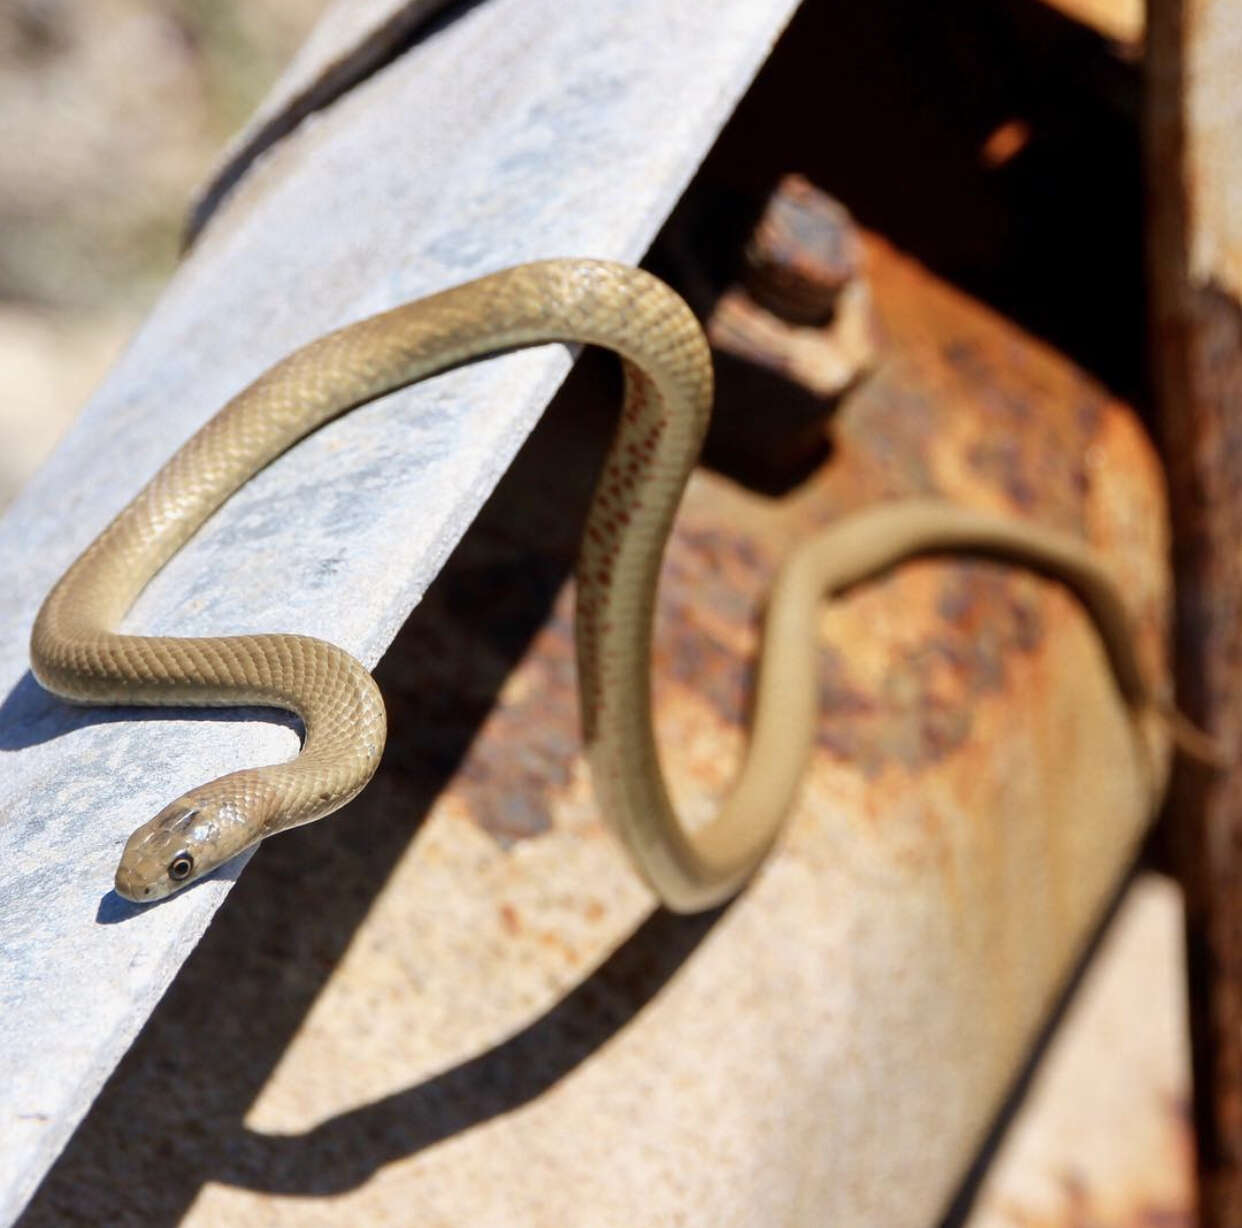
[1147,2,1242,1223]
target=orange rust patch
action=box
[386,230,1168,847]
[980,117,1034,169]
[498,902,522,936]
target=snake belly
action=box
[30,259,1182,909]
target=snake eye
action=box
[168,853,194,881]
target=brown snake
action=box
[29,259,1214,910]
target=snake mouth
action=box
[114,861,158,902]
[114,852,187,902]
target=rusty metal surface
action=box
[741,174,862,323]
[654,176,876,485]
[1148,1,1242,1223]
[19,233,1173,1226]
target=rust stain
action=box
[988,1185,1192,1228]
[398,230,1168,860]
[498,902,521,936]
[980,117,1034,169]
[648,501,1053,781]
[978,1091,1195,1227]
[810,563,1049,778]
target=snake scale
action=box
[30,259,1212,910]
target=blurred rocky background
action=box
[0,0,324,505]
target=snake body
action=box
[31,260,1202,909]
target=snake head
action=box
[114,793,251,902]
